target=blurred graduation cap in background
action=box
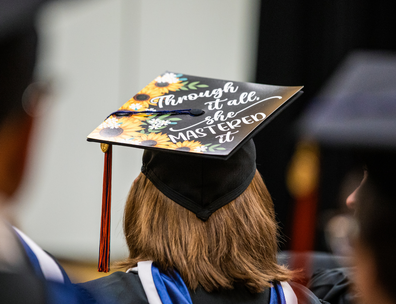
[299,50,396,150]
[87,72,303,271]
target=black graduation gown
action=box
[308,267,356,304]
[0,271,46,304]
[78,271,327,304]
[0,227,95,304]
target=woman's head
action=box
[121,170,292,292]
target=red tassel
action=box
[98,144,112,272]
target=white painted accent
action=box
[281,281,298,304]
[13,227,64,283]
[137,261,162,304]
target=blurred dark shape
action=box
[0,0,42,124]
[254,0,396,250]
[0,0,43,40]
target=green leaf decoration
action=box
[204,143,212,146]
[180,86,188,91]
[182,81,188,85]
[185,81,208,90]
[188,83,198,90]
[168,118,182,121]
[207,143,225,152]
[159,114,171,120]
[140,130,146,134]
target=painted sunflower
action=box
[88,116,143,141]
[147,72,184,95]
[129,86,163,105]
[134,132,171,149]
[168,140,204,152]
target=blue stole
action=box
[16,229,46,280]
[135,261,292,304]
[151,266,192,304]
[269,282,287,304]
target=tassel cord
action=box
[98,145,112,272]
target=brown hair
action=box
[119,170,293,292]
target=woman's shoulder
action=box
[77,271,148,304]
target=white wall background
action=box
[15,0,261,262]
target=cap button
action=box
[195,209,212,221]
[190,109,205,116]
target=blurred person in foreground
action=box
[0,0,94,303]
[308,153,396,304]
[300,50,396,304]
[345,153,396,304]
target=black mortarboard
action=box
[299,51,396,150]
[88,72,303,271]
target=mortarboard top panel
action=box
[87,72,303,159]
[299,51,396,150]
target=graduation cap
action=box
[299,51,396,150]
[88,72,303,272]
